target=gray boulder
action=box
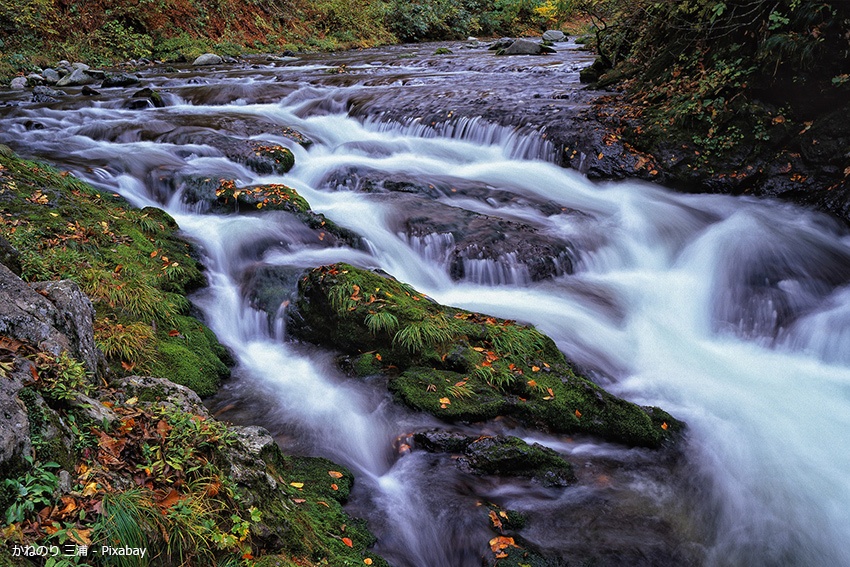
[499,39,556,56]
[0,263,105,378]
[42,68,60,84]
[56,67,97,87]
[71,62,90,71]
[193,53,223,66]
[542,30,566,42]
[26,73,44,85]
[0,362,33,477]
[31,279,104,378]
[9,77,27,90]
[113,375,210,416]
[32,85,65,104]
[101,73,140,88]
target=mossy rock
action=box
[288,264,682,448]
[150,316,231,397]
[415,431,575,486]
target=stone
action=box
[113,375,209,416]
[193,53,223,66]
[31,279,105,378]
[542,30,566,42]
[0,235,22,275]
[56,67,97,87]
[81,85,100,96]
[126,87,165,109]
[0,362,32,477]
[71,62,90,71]
[26,73,44,85]
[9,77,27,90]
[499,39,556,56]
[69,393,118,425]
[42,68,60,84]
[101,73,140,88]
[32,85,65,104]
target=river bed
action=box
[2,39,849,566]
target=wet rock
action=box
[498,39,555,56]
[193,53,223,66]
[101,72,140,88]
[126,87,165,109]
[289,263,682,448]
[9,77,27,90]
[542,30,566,42]
[26,73,44,86]
[242,265,306,318]
[488,38,516,51]
[56,67,97,87]
[32,85,65,103]
[373,194,574,282]
[81,85,100,96]
[462,436,574,486]
[158,128,294,174]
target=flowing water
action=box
[2,42,850,566]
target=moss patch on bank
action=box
[289,263,681,448]
[0,151,229,394]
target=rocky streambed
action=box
[1,37,849,567]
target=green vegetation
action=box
[0,0,564,83]
[550,0,850,169]
[0,151,230,393]
[290,264,681,448]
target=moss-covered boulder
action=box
[414,431,575,487]
[0,152,230,392]
[157,128,295,175]
[288,263,681,448]
[178,176,361,248]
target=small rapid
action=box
[1,46,849,566]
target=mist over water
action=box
[2,50,849,566]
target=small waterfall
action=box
[362,114,559,162]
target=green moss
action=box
[290,264,682,448]
[150,316,230,397]
[0,152,232,394]
[250,446,389,567]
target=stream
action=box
[2,40,850,566]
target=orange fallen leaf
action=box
[489,536,518,553]
[489,510,503,530]
[328,471,344,479]
[527,380,537,388]
[292,498,306,504]
[364,559,373,565]
[331,484,339,491]
[439,397,451,405]
[661,422,668,430]
[575,409,582,418]
[531,366,540,372]
[342,537,353,547]
[168,329,180,337]
[375,353,382,361]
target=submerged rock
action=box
[415,431,575,487]
[157,128,295,174]
[288,263,681,448]
[101,72,140,88]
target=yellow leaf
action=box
[290,482,304,489]
[472,347,485,352]
[439,397,451,405]
[531,366,540,372]
[82,482,98,497]
[597,153,604,160]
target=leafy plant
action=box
[364,310,399,335]
[392,318,457,353]
[3,456,60,524]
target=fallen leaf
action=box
[290,482,304,489]
[489,536,518,553]
[489,510,503,530]
[661,422,669,430]
[364,559,373,565]
[331,484,339,491]
[292,498,306,504]
[575,409,582,418]
[168,329,180,337]
[342,537,353,547]
[439,397,451,405]
[531,366,540,372]
[328,471,344,479]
